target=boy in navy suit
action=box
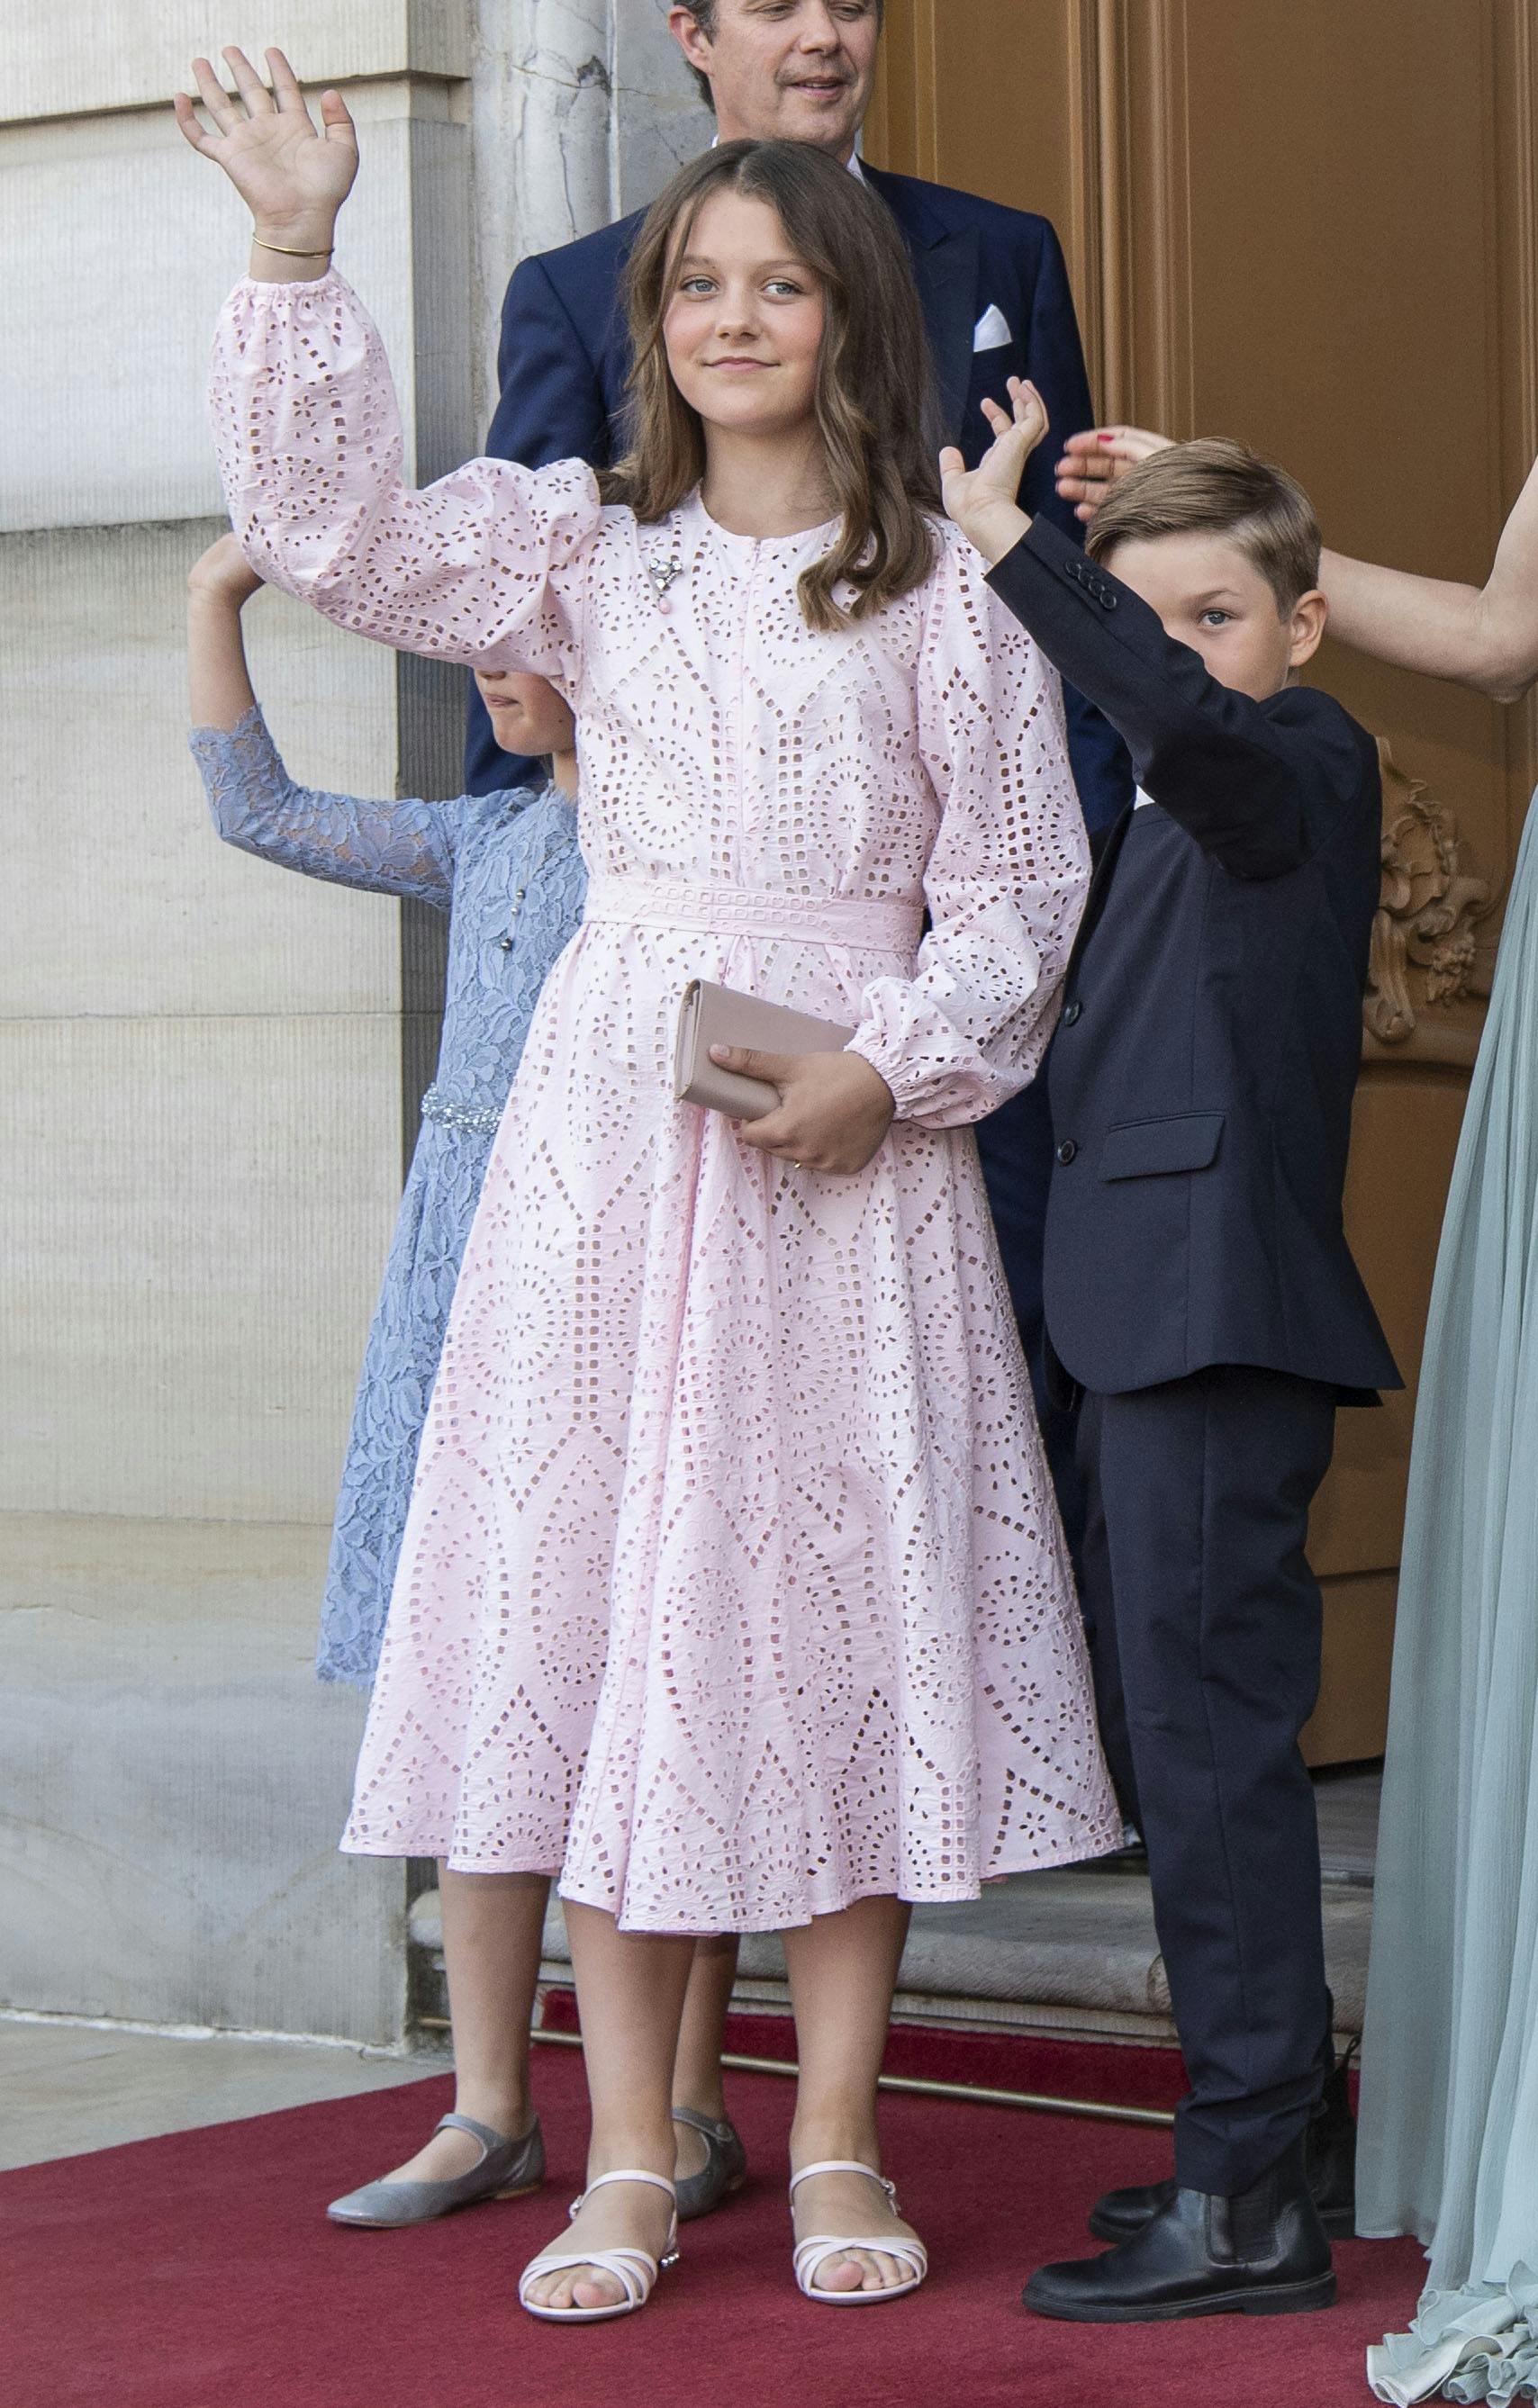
[944,392,1400,2322]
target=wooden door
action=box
[868,0,1538,1760]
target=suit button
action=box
[1062,1000,1082,1026]
[1056,1139,1080,1166]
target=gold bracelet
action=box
[253,234,334,258]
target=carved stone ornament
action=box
[1363,741,1496,1047]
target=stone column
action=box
[1,6,473,2047]
[466,0,711,433]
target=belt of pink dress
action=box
[582,872,927,955]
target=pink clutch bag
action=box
[672,979,856,1122]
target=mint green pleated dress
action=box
[1362,792,1538,2408]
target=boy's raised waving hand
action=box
[940,378,1051,564]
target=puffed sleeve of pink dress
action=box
[847,524,1090,1125]
[211,270,598,690]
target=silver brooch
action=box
[647,559,683,611]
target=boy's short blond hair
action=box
[1085,438,1322,616]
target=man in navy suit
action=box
[467,0,1132,1515]
[945,401,1399,2320]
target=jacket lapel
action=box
[909,230,982,444]
[862,165,981,445]
[1063,804,1135,989]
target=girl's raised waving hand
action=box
[174,46,357,276]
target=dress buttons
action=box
[499,936,514,951]
[1062,1000,1082,1026]
[1055,1139,1080,1166]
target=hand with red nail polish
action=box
[1054,424,1174,523]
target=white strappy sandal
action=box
[789,2160,929,2305]
[518,2168,679,2324]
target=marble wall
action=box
[465,0,710,430]
[1,1,708,2043]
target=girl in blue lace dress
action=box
[187,534,586,1688]
[186,536,746,2225]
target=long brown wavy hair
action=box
[600,140,942,632]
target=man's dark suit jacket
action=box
[986,516,1402,1402]
[466,159,1130,826]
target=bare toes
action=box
[819,2251,865,2292]
[572,2270,625,2312]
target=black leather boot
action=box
[1089,2043,1358,2243]
[1026,2134,1335,2322]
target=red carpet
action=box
[4,2049,1423,2408]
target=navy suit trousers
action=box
[1076,1366,1337,2196]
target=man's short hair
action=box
[681,1,887,109]
[1085,438,1322,616]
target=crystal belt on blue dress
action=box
[583,873,924,953]
[420,1084,502,1138]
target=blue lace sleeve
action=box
[189,703,458,905]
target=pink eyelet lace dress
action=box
[212,272,1121,1931]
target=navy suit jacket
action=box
[466,160,1131,825]
[986,518,1401,1401]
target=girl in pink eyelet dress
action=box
[185,47,1117,2323]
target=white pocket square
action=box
[973,303,1013,352]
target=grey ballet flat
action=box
[672,2106,748,2223]
[326,2111,545,2228]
